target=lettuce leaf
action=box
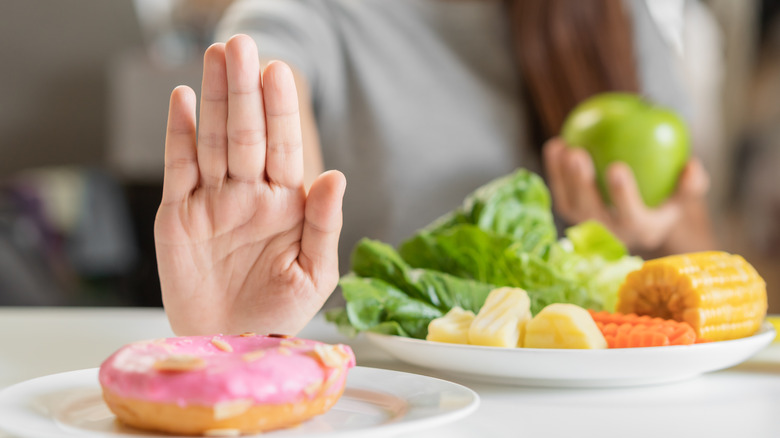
[336,274,443,339]
[424,169,556,256]
[334,239,495,338]
[351,239,494,313]
[565,220,627,261]
[546,221,643,311]
[399,224,596,314]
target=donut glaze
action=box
[98,333,355,434]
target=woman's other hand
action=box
[543,137,715,255]
[154,35,346,336]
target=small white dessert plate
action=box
[0,366,479,437]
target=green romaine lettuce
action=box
[424,169,556,256]
[546,221,643,311]
[336,274,443,339]
[351,239,494,313]
[399,224,597,314]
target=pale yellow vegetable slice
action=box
[468,287,531,348]
[524,303,607,349]
[426,307,475,345]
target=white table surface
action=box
[1,307,779,438]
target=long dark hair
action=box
[509,0,640,142]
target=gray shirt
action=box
[217,0,688,274]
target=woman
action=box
[156,0,717,336]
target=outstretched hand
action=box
[543,137,714,254]
[154,35,346,336]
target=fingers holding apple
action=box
[561,92,690,208]
[543,136,710,253]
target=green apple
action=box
[561,92,690,207]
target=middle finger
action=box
[225,34,266,182]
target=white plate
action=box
[367,322,776,388]
[0,366,478,438]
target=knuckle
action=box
[268,138,302,155]
[228,128,266,147]
[198,132,227,151]
[165,156,196,170]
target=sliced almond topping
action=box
[303,379,323,397]
[324,367,343,390]
[135,338,174,352]
[203,428,241,437]
[280,339,308,349]
[242,349,266,362]
[153,355,205,372]
[211,337,234,353]
[311,344,347,368]
[239,332,256,337]
[213,399,253,421]
[268,333,292,339]
[277,347,292,356]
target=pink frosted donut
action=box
[99,333,355,436]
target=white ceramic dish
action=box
[367,322,776,388]
[0,366,478,438]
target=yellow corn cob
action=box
[468,287,531,347]
[616,251,767,342]
[524,303,607,349]
[426,307,475,344]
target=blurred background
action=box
[0,0,778,311]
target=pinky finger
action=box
[162,86,199,205]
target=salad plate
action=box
[0,366,478,438]
[366,322,776,388]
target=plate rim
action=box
[365,321,776,387]
[366,321,776,354]
[0,366,479,438]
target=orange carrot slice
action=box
[589,310,702,348]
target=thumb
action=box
[299,170,346,291]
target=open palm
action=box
[154,35,345,336]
